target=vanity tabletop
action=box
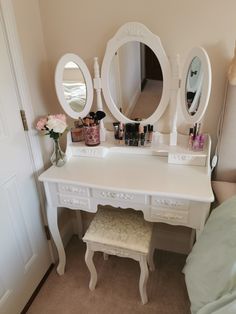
[39,153,214,202]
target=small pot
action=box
[83,124,100,146]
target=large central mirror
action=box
[101,22,171,125]
[109,42,163,120]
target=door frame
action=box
[0,0,54,261]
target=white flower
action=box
[46,116,67,133]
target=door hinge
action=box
[20,109,29,131]
[44,225,51,240]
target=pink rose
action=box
[56,114,66,122]
[49,114,66,122]
[36,117,47,130]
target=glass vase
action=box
[50,138,67,167]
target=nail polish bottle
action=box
[188,127,194,150]
[199,134,205,150]
[118,122,124,142]
[192,135,200,151]
[113,122,120,140]
[147,125,153,143]
[143,126,147,145]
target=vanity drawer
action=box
[149,208,189,224]
[151,196,189,211]
[57,183,89,197]
[58,194,90,210]
[92,188,147,204]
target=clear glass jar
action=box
[50,138,67,167]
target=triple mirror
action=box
[54,22,211,131]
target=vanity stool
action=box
[82,207,154,304]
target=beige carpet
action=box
[130,79,162,120]
[27,236,190,314]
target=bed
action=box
[183,184,236,314]
[63,81,87,112]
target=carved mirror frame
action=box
[101,22,172,125]
[55,53,93,119]
[180,47,212,124]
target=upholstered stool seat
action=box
[83,207,154,304]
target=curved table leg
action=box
[47,204,66,275]
[148,246,155,272]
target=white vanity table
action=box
[39,151,213,275]
[39,22,214,275]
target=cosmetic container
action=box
[125,123,132,146]
[133,123,139,146]
[143,126,147,145]
[83,124,100,146]
[71,126,84,142]
[188,128,194,149]
[147,125,153,143]
[118,122,124,140]
[192,135,201,151]
[140,133,145,146]
[188,134,194,150]
[124,131,129,145]
[199,134,205,150]
[113,122,120,140]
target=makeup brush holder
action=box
[83,124,100,146]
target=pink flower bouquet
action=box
[36,114,68,166]
[36,114,67,140]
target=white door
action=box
[0,10,51,314]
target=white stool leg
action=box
[85,245,97,290]
[139,256,149,304]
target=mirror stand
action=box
[93,57,106,142]
[55,23,211,166]
[169,54,181,146]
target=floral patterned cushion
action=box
[83,207,153,254]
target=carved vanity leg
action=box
[75,210,83,239]
[103,253,109,260]
[196,229,202,241]
[148,246,155,272]
[189,229,196,249]
[148,229,155,271]
[85,245,97,290]
[47,204,66,275]
[139,256,149,304]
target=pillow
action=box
[183,196,236,314]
